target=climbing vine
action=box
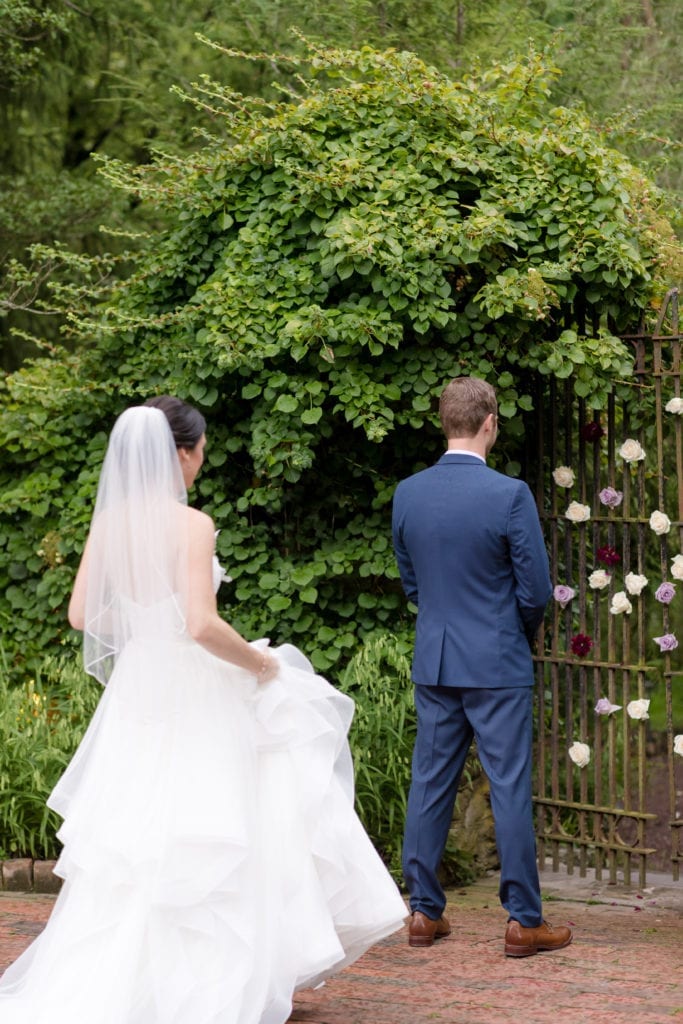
[1,43,681,674]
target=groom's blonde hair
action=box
[439,377,497,439]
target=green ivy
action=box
[0,43,681,675]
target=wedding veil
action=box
[82,406,189,684]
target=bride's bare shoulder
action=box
[181,505,215,539]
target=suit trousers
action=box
[402,684,543,928]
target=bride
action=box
[0,397,407,1023]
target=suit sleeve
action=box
[392,485,419,606]
[507,482,552,644]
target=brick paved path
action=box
[1,873,681,1023]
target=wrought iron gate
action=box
[530,289,682,885]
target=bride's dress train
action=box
[0,633,407,1023]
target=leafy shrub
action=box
[1,44,681,679]
[0,651,100,859]
[340,631,481,885]
[339,631,415,880]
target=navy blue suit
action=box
[392,453,552,926]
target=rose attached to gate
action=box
[596,545,620,567]
[649,510,671,535]
[565,501,591,523]
[618,439,646,463]
[626,699,650,720]
[581,422,605,442]
[568,741,591,767]
[654,633,679,651]
[570,633,593,656]
[610,591,632,615]
[595,697,622,715]
[624,573,648,596]
[655,582,676,604]
[599,486,623,508]
[553,584,575,608]
[553,465,575,488]
[588,569,611,590]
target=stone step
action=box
[1,859,62,894]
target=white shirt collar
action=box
[444,449,486,463]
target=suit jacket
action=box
[392,453,551,688]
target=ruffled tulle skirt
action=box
[0,640,407,1023]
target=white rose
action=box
[672,555,683,581]
[568,741,591,768]
[588,569,611,590]
[610,591,633,615]
[552,465,575,488]
[665,397,683,415]
[649,510,671,535]
[674,735,683,757]
[626,698,650,720]
[618,439,646,463]
[624,572,649,596]
[565,501,591,523]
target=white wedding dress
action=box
[0,558,408,1023]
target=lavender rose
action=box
[595,697,622,715]
[599,487,623,508]
[655,582,676,604]
[553,584,576,608]
[654,633,678,651]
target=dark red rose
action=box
[596,546,620,567]
[581,421,605,442]
[570,633,593,657]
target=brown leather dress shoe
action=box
[504,919,573,957]
[408,911,451,948]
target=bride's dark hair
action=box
[144,395,206,450]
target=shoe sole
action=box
[505,935,573,958]
[408,931,451,948]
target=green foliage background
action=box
[2,0,682,370]
[0,44,681,681]
[1,5,682,867]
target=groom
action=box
[392,376,572,957]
